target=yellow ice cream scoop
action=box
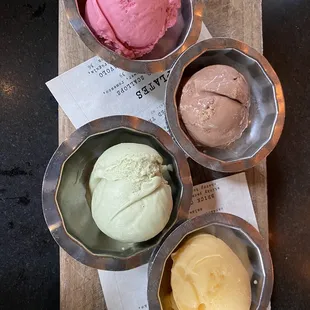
[169,234,251,310]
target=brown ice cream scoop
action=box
[179,65,250,148]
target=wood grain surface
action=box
[58,1,264,309]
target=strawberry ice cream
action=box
[84,0,181,59]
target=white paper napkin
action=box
[46,25,211,130]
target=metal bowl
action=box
[42,116,192,270]
[166,38,285,172]
[63,0,204,73]
[148,213,273,309]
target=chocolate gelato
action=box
[179,65,250,148]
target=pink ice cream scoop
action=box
[84,0,181,59]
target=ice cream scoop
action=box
[84,0,181,59]
[89,143,173,243]
[169,234,251,310]
[179,65,250,148]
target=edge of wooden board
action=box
[58,1,264,309]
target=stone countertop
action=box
[263,0,310,308]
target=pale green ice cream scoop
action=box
[89,143,173,243]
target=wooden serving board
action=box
[58,1,265,309]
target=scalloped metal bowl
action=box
[148,213,274,310]
[42,116,192,270]
[63,0,204,73]
[166,38,285,172]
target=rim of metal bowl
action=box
[147,212,274,310]
[63,0,204,73]
[42,116,193,270]
[166,37,285,172]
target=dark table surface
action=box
[0,0,309,309]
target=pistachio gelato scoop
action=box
[89,143,173,243]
